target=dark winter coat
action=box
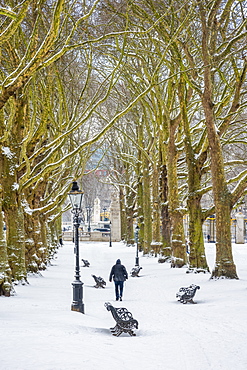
[109,259,128,282]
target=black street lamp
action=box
[109,221,112,247]
[103,207,107,221]
[68,181,84,314]
[86,206,92,232]
[135,225,140,267]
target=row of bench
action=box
[81,258,200,337]
[104,284,200,337]
[82,258,142,276]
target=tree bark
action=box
[151,164,161,256]
[179,80,209,271]
[159,163,171,258]
[142,155,152,254]
[199,4,238,278]
[167,119,186,267]
[1,96,27,282]
[0,195,12,296]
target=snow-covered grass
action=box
[1,241,247,370]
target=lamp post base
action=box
[71,302,84,313]
[71,280,84,314]
[135,257,139,267]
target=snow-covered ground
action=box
[1,241,247,370]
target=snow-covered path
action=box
[1,241,247,370]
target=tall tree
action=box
[196,0,247,278]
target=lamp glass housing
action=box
[68,182,83,211]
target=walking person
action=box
[109,259,128,301]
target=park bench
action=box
[91,274,106,288]
[186,267,208,274]
[81,259,90,267]
[176,284,200,304]
[158,256,171,263]
[104,302,138,337]
[130,266,142,277]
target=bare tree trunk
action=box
[179,80,209,271]
[136,126,144,251]
[187,196,209,271]
[159,163,171,258]
[5,204,26,282]
[167,119,186,267]
[0,196,12,296]
[143,156,152,254]
[204,106,237,279]
[137,172,144,251]
[199,5,238,279]
[1,96,27,282]
[152,164,161,256]
[24,212,49,272]
[39,215,49,267]
[24,213,39,273]
[0,108,13,295]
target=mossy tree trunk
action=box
[39,214,49,268]
[5,198,26,282]
[179,80,209,271]
[0,194,12,296]
[199,4,238,279]
[159,154,171,257]
[0,108,13,295]
[1,95,27,282]
[206,123,237,279]
[136,171,144,251]
[151,163,161,257]
[136,124,144,251]
[46,221,58,260]
[142,155,152,254]
[24,213,40,273]
[167,119,186,267]
[204,119,237,279]
[24,180,48,272]
[187,195,209,270]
